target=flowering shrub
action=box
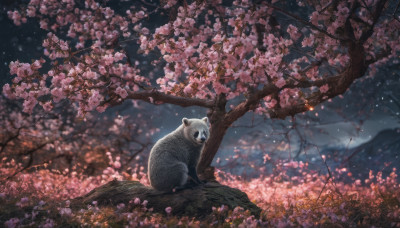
[0,96,156,177]
[218,164,400,227]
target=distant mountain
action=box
[342,128,400,181]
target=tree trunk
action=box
[197,95,229,178]
[197,117,229,178]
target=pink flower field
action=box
[1,159,399,227]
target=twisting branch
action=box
[226,36,369,121]
[5,141,51,180]
[140,0,158,8]
[225,83,279,125]
[0,128,21,154]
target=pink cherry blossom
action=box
[87,90,103,111]
[41,101,53,112]
[287,24,301,41]
[5,218,20,228]
[134,198,141,205]
[51,88,65,103]
[165,207,172,214]
[301,35,314,47]
[275,78,286,89]
[114,52,125,62]
[59,208,72,216]
[2,84,16,99]
[319,84,329,93]
[213,82,230,95]
[22,96,38,114]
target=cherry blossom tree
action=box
[3,0,400,177]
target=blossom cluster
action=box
[5,44,148,115]
[5,0,151,115]
[4,0,399,117]
[139,0,399,113]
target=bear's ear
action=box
[182,118,190,126]
[202,117,208,124]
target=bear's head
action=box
[182,117,209,145]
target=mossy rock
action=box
[70,180,261,219]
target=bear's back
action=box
[149,126,191,163]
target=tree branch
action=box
[225,84,279,124]
[0,128,21,154]
[359,0,389,43]
[5,141,49,180]
[394,0,400,21]
[126,90,214,108]
[226,36,370,120]
[270,44,368,118]
[262,2,346,41]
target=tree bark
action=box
[197,94,230,177]
[126,90,214,108]
[197,117,229,177]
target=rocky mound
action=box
[70,180,261,219]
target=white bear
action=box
[148,117,209,192]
